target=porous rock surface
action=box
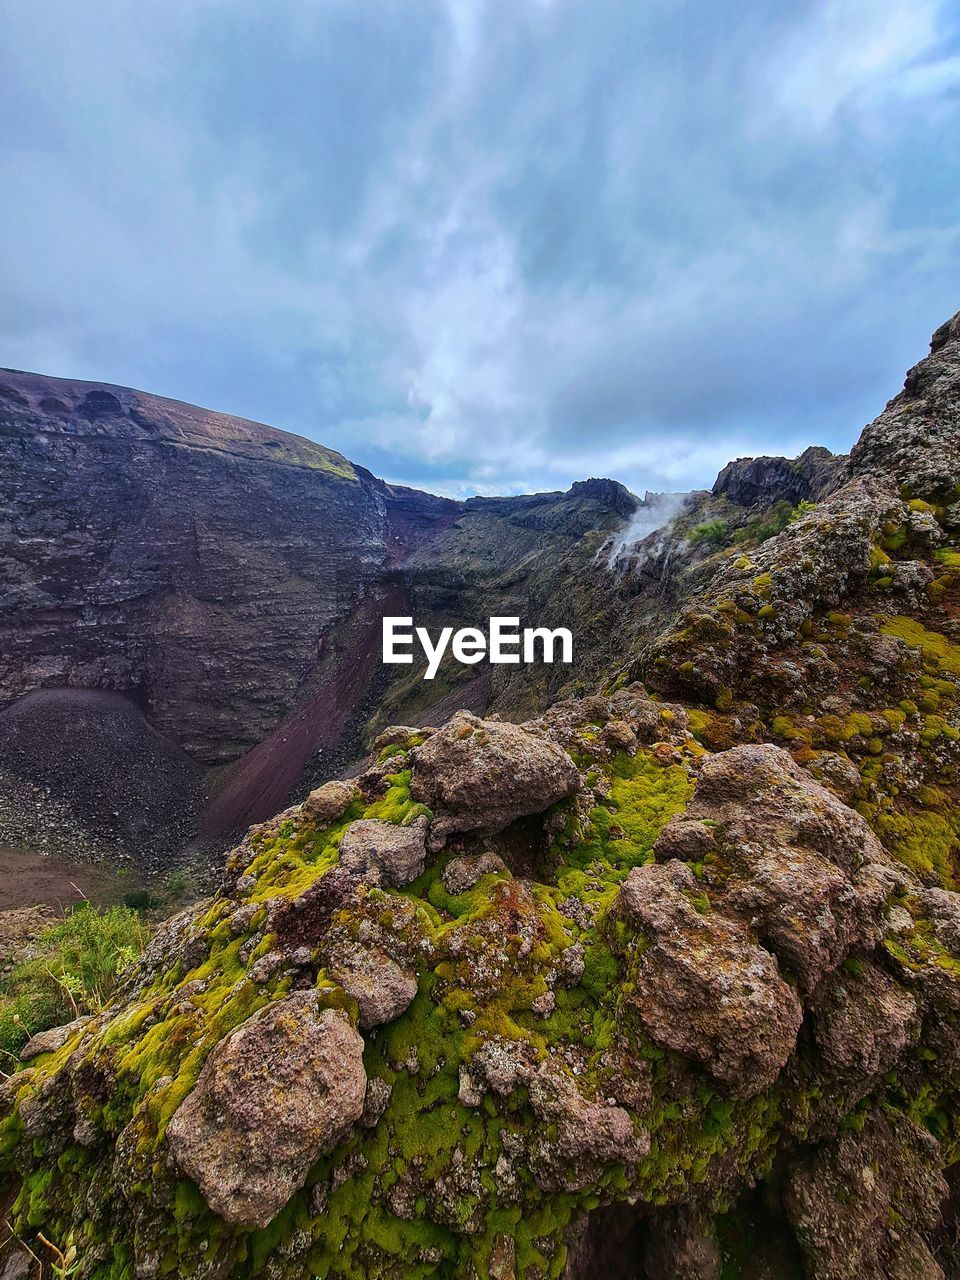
[166,994,366,1228]
[615,859,803,1097]
[409,710,582,843]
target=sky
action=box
[1,1,959,498]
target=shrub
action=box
[732,499,797,546]
[0,904,148,1061]
[688,520,728,548]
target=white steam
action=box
[602,491,690,572]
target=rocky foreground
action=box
[1,314,960,1278]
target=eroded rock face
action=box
[643,1205,722,1280]
[616,860,803,1098]
[713,445,848,508]
[785,1112,948,1280]
[166,995,366,1227]
[410,711,581,844]
[0,370,647,853]
[811,959,918,1082]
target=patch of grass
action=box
[0,905,149,1061]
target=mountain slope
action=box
[0,372,637,854]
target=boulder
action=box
[785,1112,947,1280]
[338,817,427,886]
[166,994,366,1227]
[301,780,357,825]
[655,744,897,993]
[616,861,802,1098]
[441,851,509,895]
[20,1016,90,1061]
[410,711,580,844]
[328,943,418,1029]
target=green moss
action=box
[875,808,959,884]
[869,544,893,574]
[555,750,693,908]
[715,687,734,712]
[880,616,960,677]
[2,704,956,1279]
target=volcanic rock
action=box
[410,711,581,844]
[166,994,366,1227]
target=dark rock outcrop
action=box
[784,1112,947,1279]
[852,309,960,502]
[713,444,848,508]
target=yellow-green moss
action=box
[880,617,960,678]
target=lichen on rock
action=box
[166,995,367,1228]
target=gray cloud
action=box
[1,0,958,497]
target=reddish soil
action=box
[201,580,411,837]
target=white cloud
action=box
[762,0,949,130]
[0,0,958,497]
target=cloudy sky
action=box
[2,1,959,497]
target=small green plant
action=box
[0,904,148,1060]
[122,888,159,913]
[732,499,797,546]
[688,520,728,548]
[39,1230,80,1277]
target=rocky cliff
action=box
[0,315,958,1278]
[0,369,456,765]
[0,372,636,859]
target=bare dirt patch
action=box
[0,844,132,913]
